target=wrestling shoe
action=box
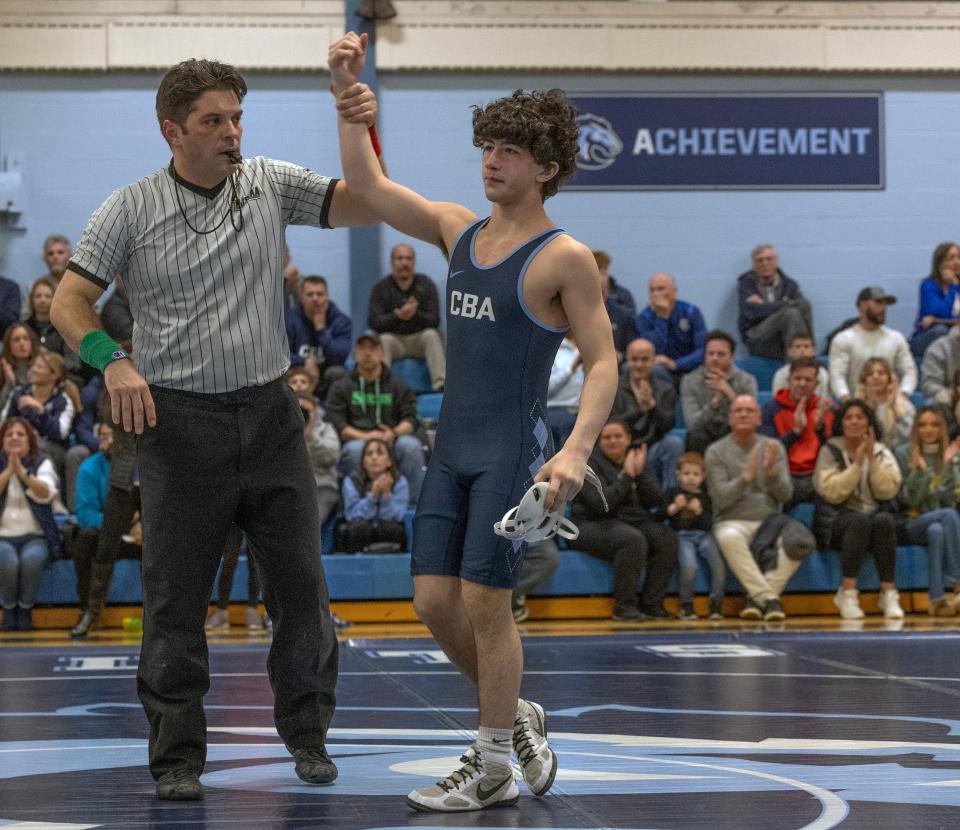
[407,748,518,812]
[514,698,558,796]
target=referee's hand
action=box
[105,360,157,434]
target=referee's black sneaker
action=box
[156,768,203,800]
[292,746,338,784]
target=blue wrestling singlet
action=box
[411,218,568,588]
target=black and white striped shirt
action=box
[69,157,338,393]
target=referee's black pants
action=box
[136,378,338,781]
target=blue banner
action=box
[566,93,883,190]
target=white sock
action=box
[476,726,513,769]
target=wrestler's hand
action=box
[328,32,368,93]
[534,448,587,513]
[104,359,156,434]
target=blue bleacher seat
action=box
[735,356,781,392]
[417,392,442,422]
[391,359,432,394]
[910,391,926,410]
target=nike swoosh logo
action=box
[492,738,509,744]
[450,270,464,278]
[475,775,512,801]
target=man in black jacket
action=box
[325,330,425,504]
[367,243,445,391]
[738,244,813,360]
[571,419,678,620]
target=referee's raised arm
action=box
[52,270,156,434]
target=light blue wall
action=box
[2,71,959,350]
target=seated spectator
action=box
[326,330,425,504]
[547,333,583,449]
[0,273,19,342]
[24,277,65,355]
[38,234,71,286]
[1,351,80,482]
[285,275,352,399]
[611,337,683,489]
[813,399,904,620]
[337,437,409,552]
[920,323,960,407]
[663,452,725,621]
[511,538,560,623]
[738,244,813,360]
[855,357,915,450]
[829,286,916,402]
[0,417,60,632]
[594,250,637,360]
[910,241,960,358]
[297,391,341,535]
[895,406,960,616]
[64,374,106,513]
[205,526,265,631]
[760,356,835,510]
[100,275,133,344]
[282,240,301,310]
[71,421,143,635]
[771,332,830,400]
[368,243,445,391]
[681,330,758,454]
[571,419,678,621]
[635,272,706,385]
[707,395,804,621]
[0,323,40,415]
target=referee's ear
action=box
[161,119,182,149]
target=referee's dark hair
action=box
[156,58,248,133]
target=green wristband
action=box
[79,329,130,373]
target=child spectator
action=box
[337,438,409,552]
[771,332,830,399]
[663,452,725,620]
[855,357,915,450]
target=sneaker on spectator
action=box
[641,604,673,619]
[512,597,529,623]
[833,588,864,619]
[245,607,263,630]
[678,603,698,621]
[879,589,904,619]
[708,599,724,620]
[612,602,642,621]
[738,598,763,620]
[929,598,956,617]
[762,598,785,621]
[330,611,351,629]
[205,608,230,630]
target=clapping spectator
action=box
[286,275,352,399]
[635,272,707,385]
[547,333,583,449]
[24,277,65,355]
[737,244,813,360]
[813,400,904,620]
[910,242,960,358]
[895,407,960,616]
[681,330,758,454]
[0,323,40,415]
[771,332,830,399]
[855,357,915,450]
[337,438,409,552]
[0,417,61,632]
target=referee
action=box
[51,59,379,801]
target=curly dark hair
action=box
[832,398,884,443]
[471,89,579,201]
[155,58,247,133]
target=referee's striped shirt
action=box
[68,157,338,394]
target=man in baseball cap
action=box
[856,286,897,306]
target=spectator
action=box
[771,332,830,400]
[737,244,813,360]
[663,452,725,621]
[100,275,133,344]
[707,395,805,621]
[64,374,105,513]
[895,406,960,616]
[337,437,409,552]
[681,330,758,454]
[547,333,583,449]
[594,250,637,360]
[1,351,80,481]
[0,272,20,342]
[39,234,71,285]
[325,330,425,504]
[855,357,915,450]
[282,240,301,309]
[611,337,683,489]
[635,272,706,384]
[920,324,960,407]
[510,539,560,623]
[910,241,960,358]
[760,356,835,511]
[71,421,143,633]
[0,323,40,415]
[285,275,352,399]
[828,286,916,402]
[297,391,341,536]
[0,417,60,632]
[368,243,445,391]
[24,277,65,355]
[205,526,265,631]
[813,399,904,620]
[571,419,679,621]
